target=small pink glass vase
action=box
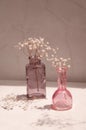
[52,67,72,111]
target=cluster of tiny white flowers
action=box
[17,37,58,60]
[16,37,71,68]
[51,57,71,69]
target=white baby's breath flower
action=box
[17,37,58,61]
[16,37,71,69]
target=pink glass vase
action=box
[52,67,72,111]
[26,56,46,99]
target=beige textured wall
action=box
[0,0,86,82]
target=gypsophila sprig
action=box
[45,46,71,69]
[51,56,71,69]
[16,37,59,60]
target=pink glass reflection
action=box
[52,67,72,111]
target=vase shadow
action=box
[16,94,28,101]
[35,104,52,110]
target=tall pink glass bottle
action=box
[52,67,72,111]
[26,56,46,99]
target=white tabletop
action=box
[0,80,86,130]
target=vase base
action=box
[51,104,72,111]
[27,94,46,100]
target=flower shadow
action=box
[31,113,86,128]
[0,94,31,110]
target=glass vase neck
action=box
[57,67,67,90]
[28,56,41,65]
